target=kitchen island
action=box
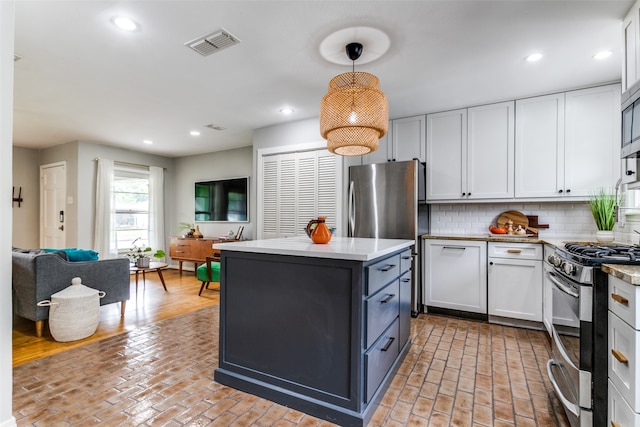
[212,236,414,427]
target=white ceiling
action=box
[12,0,634,157]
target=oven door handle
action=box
[547,271,579,298]
[546,359,580,417]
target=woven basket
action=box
[38,277,105,342]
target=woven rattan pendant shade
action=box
[320,71,388,156]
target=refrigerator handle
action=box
[348,180,355,236]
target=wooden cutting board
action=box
[497,210,529,230]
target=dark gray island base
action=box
[213,237,413,427]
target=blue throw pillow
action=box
[42,248,99,261]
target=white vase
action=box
[595,230,614,242]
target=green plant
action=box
[177,222,194,234]
[125,238,166,261]
[588,188,618,231]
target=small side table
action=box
[130,262,168,295]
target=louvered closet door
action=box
[261,156,279,239]
[259,149,341,239]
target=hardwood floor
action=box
[12,267,217,366]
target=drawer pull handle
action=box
[381,337,395,352]
[507,249,522,253]
[402,278,411,283]
[612,349,629,364]
[443,246,465,250]
[611,293,629,305]
[402,255,412,260]
[379,264,396,272]
[380,294,395,304]
[611,422,621,427]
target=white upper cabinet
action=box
[426,101,514,201]
[515,84,620,199]
[362,115,425,164]
[623,1,640,92]
[515,93,565,198]
[467,101,515,199]
[426,109,467,200]
[564,85,621,196]
[362,121,392,165]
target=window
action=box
[113,166,150,253]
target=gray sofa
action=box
[12,249,131,337]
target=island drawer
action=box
[365,280,400,348]
[366,254,400,296]
[364,318,399,403]
[609,275,640,329]
[399,250,412,274]
[608,311,640,411]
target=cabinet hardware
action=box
[402,278,411,283]
[611,349,629,364]
[379,264,396,272]
[443,246,465,250]
[611,293,629,305]
[489,261,493,265]
[507,249,522,253]
[462,192,466,196]
[402,255,412,260]
[627,170,635,175]
[558,189,563,193]
[380,294,395,304]
[381,337,395,352]
[611,421,621,427]
[566,189,571,193]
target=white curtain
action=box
[148,166,165,255]
[94,158,117,259]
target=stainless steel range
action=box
[546,243,640,427]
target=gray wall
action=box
[12,146,40,249]
[38,141,175,251]
[173,146,253,242]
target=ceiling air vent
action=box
[205,124,227,131]
[185,28,240,57]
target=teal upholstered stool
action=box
[196,258,220,296]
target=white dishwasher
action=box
[487,242,543,327]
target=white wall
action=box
[12,147,39,249]
[1,0,17,425]
[173,146,252,249]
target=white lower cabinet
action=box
[608,274,640,426]
[423,239,487,314]
[542,245,555,336]
[487,242,543,323]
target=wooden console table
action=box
[169,237,222,274]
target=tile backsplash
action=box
[429,201,602,240]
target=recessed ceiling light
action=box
[111,16,140,32]
[525,53,543,62]
[143,140,153,145]
[190,130,201,136]
[280,107,294,115]
[593,50,612,60]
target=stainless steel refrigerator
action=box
[348,160,428,315]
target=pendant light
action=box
[320,42,388,156]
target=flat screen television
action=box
[194,177,248,222]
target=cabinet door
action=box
[488,257,542,322]
[515,94,565,198]
[362,121,392,164]
[392,115,426,162]
[426,109,467,201]
[564,84,621,197]
[467,101,515,199]
[622,157,640,185]
[623,5,639,92]
[424,239,487,314]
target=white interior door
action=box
[40,162,67,248]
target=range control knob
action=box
[548,255,562,267]
[561,262,576,276]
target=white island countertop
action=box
[213,236,414,261]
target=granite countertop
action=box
[602,264,640,285]
[213,236,414,261]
